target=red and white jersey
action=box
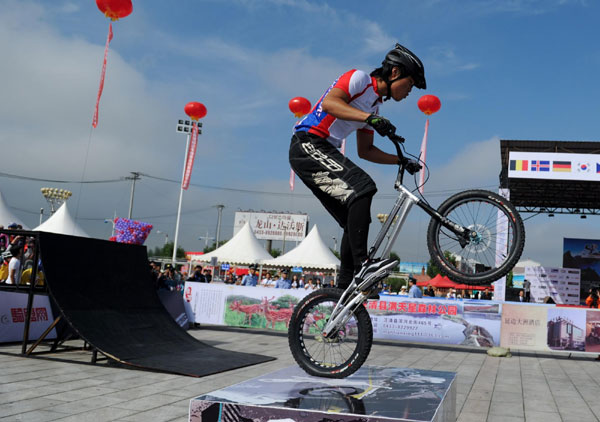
[295,69,381,148]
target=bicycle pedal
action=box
[365,290,380,301]
[359,269,391,292]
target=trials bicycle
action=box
[288,131,525,378]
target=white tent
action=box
[513,258,542,274]
[34,202,90,238]
[194,221,272,265]
[262,225,340,270]
[0,191,30,229]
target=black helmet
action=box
[383,43,426,90]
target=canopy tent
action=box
[0,191,30,229]
[417,274,456,288]
[261,225,340,270]
[417,274,493,290]
[34,202,90,238]
[193,221,272,265]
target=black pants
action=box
[289,131,377,288]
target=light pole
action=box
[198,231,214,249]
[157,230,169,245]
[40,188,72,214]
[125,172,141,219]
[172,118,203,265]
[104,218,116,237]
[215,204,225,250]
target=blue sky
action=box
[1,0,599,266]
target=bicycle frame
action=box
[322,141,472,338]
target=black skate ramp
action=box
[38,232,274,377]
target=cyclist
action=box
[289,43,426,291]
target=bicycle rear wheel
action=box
[288,288,372,378]
[426,189,525,284]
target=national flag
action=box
[577,162,590,172]
[509,159,528,171]
[552,161,571,172]
[531,160,550,172]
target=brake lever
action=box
[388,133,405,144]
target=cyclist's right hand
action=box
[365,113,396,137]
[403,158,422,175]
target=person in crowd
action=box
[315,278,322,289]
[480,288,493,300]
[261,272,274,287]
[203,268,212,283]
[408,277,422,298]
[157,266,175,290]
[0,226,9,253]
[149,261,161,289]
[291,274,300,289]
[241,266,258,286]
[22,238,36,270]
[305,278,315,291]
[5,248,23,285]
[586,289,598,308]
[523,278,531,302]
[446,288,456,299]
[424,284,435,297]
[275,270,292,289]
[517,290,527,302]
[188,265,206,282]
[398,285,408,296]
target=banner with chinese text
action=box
[0,291,57,343]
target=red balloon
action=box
[288,97,311,118]
[96,0,133,21]
[417,95,441,116]
[184,102,207,121]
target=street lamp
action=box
[157,230,169,245]
[198,231,214,249]
[104,218,116,237]
[41,187,72,214]
[172,117,204,264]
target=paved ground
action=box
[1,326,600,421]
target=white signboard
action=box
[508,152,600,181]
[0,291,57,343]
[524,266,581,305]
[233,211,308,242]
[182,283,501,348]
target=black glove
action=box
[365,113,396,137]
[401,158,422,175]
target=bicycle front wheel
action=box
[426,189,525,284]
[288,288,372,378]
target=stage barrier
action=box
[0,290,57,343]
[185,283,600,354]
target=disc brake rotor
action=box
[465,223,491,253]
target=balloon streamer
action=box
[418,119,429,194]
[182,122,199,190]
[92,23,114,128]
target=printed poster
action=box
[366,297,502,347]
[500,303,549,350]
